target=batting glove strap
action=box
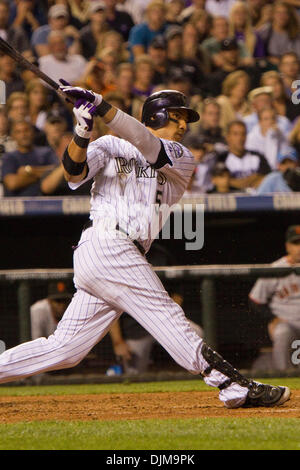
[74,132,90,148]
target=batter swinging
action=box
[0,84,290,409]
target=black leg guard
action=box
[201,342,251,390]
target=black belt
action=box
[82,220,145,256]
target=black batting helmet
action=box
[141,90,199,130]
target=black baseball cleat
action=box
[241,381,291,408]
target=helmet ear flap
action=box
[146,109,169,130]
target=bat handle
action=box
[57,88,76,105]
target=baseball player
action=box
[30,281,72,341]
[249,225,300,372]
[0,84,290,409]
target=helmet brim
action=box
[167,106,200,123]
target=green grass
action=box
[0,418,299,450]
[0,377,299,396]
[0,379,299,450]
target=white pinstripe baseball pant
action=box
[0,226,248,407]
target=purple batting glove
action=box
[59,79,102,106]
[74,99,98,137]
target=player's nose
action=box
[178,118,187,131]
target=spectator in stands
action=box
[39,30,87,85]
[31,4,81,57]
[205,0,236,18]
[279,52,300,98]
[188,9,212,44]
[207,162,243,193]
[19,50,40,85]
[249,225,300,372]
[10,0,45,41]
[6,91,47,146]
[117,0,149,25]
[132,54,155,98]
[260,71,300,124]
[41,114,92,196]
[25,79,51,132]
[2,120,58,197]
[0,53,25,98]
[248,0,273,30]
[0,0,30,53]
[103,0,134,41]
[216,70,251,133]
[128,0,167,61]
[182,19,212,76]
[218,120,271,191]
[246,106,293,170]
[206,38,255,97]
[0,107,16,155]
[256,148,299,194]
[148,36,168,86]
[165,25,205,91]
[289,118,300,156]
[202,16,251,70]
[44,114,68,158]
[114,62,144,119]
[243,86,293,134]
[184,133,216,193]
[30,281,72,341]
[0,108,16,195]
[189,98,226,151]
[179,0,206,23]
[258,1,300,64]
[79,1,109,60]
[97,47,119,89]
[96,30,129,64]
[76,57,115,98]
[228,1,265,58]
[67,0,91,30]
[165,0,185,26]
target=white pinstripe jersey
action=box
[69,135,195,253]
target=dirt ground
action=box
[0,391,299,423]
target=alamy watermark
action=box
[291,81,300,104]
[291,340,300,365]
[0,80,6,105]
[94,199,205,251]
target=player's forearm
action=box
[63,139,88,183]
[103,107,161,164]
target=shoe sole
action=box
[275,386,291,406]
[225,386,291,409]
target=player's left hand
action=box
[59,79,103,107]
[73,98,98,138]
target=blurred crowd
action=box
[0,0,300,196]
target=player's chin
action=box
[174,133,184,142]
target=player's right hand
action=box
[73,99,98,138]
[59,79,103,107]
